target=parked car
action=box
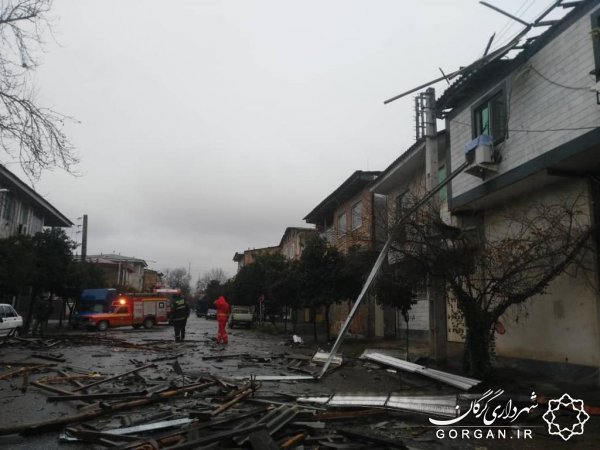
[229,306,253,328]
[205,308,217,320]
[0,303,23,336]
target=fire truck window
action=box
[117,306,128,314]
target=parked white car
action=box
[0,303,23,336]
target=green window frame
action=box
[472,90,507,145]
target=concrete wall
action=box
[448,5,600,199]
[485,179,600,367]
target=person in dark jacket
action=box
[31,295,53,336]
[171,295,190,342]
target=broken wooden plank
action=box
[164,423,267,450]
[210,385,257,417]
[281,432,306,448]
[72,363,155,392]
[0,364,50,380]
[47,390,148,402]
[0,380,215,436]
[30,353,66,363]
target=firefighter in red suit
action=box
[214,296,230,344]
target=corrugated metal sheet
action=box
[362,352,480,391]
[296,394,460,418]
[312,352,343,367]
[232,375,316,381]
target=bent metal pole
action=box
[318,161,469,379]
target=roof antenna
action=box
[483,32,495,57]
[438,68,451,85]
[479,1,531,27]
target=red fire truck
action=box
[83,293,171,331]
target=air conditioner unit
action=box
[464,134,498,178]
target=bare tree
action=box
[195,267,228,295]
[0,0,77,179]
[387,189,592,377]
[164,267,191,298]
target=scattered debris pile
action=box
[0,356,439,449]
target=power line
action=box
[528,64,591,90]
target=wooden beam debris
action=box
[47,391,149,402]
[72,363,155,392]
[0,364,51,380]
[0,380,216,435]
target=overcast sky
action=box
[4,0,561,281]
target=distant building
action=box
[0,164,72,238]
[85,254,148,291]
[232,246,280,272]
[143,269,163,292]
[278,227,317,261]
[304,170,380,253]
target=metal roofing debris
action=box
[312,351,343,367]
[386,395,458,417]
[232,375,316,381]
[297,394,460,419]
[328,395,388,407]
[361,352,481,391]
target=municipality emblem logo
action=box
[542,393,590,441]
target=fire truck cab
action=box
[84,293,170,331]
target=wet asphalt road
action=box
[1,316,599,449]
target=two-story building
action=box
[232,245,281,273]
[370,132,448,339]
[86,254,148,291]
[279,227,318,261]
[0,164,72,238]
[304,170,384,337]
[436,0,600,377]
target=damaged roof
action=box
[436,0,597,115]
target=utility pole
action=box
[81,214,88,262]
[424,87,447,362]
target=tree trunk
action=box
[292,308,298,334]
[463,312,493,378]
[283,305,288,333]
[324,304,331,342]
[312,307,318,343]
[24,291,38,332]
[58,297,66,328]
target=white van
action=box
[0,303,23,336]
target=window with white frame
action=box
[338,212,347,237]
[351,201,363,230]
